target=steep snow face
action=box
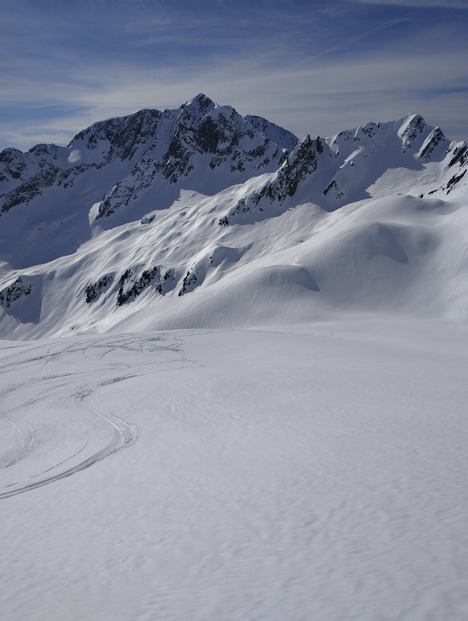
[0,99,467,339]
[217,114,468,227]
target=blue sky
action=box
[1,0,467,151]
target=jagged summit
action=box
[66,93,297,165]
[69,93,215,148]
[0,98,467,338]
[181,92,217,114]
[218,113,466,226]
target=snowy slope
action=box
[0,99,467,339]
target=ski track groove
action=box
[33,433,89,476]
[0,333,191,500]
[0,414,37,469]
[0,377,138,500]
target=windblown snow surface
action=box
[1,320,468,621]
[1,101,468,620]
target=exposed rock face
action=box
[1,94,298,229]
[0,276,34,307]
[219,113,468,225]
[94,94,298,219]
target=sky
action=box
[1,0,467,151]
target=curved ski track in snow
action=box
[0,413,37,469]
[0,409,136,500]
[0,333,190,500]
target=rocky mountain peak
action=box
[93,97,298,222]
[181,93,216,117]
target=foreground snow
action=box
[1,318,468,620]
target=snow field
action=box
[1,319,468,620]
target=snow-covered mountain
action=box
[3,96,468,621]
[1,94,467,338]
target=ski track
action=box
[0,333,191,500]
[0,413,37,469]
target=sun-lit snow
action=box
[1,320,468,620]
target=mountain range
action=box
[1,93,467,338]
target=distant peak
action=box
[183,93,216,114]
[406,112,425,124]
[397,113,427,139]
[192,92,212,103]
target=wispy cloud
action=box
[344,0,468,8]
[3,41,466,147]
[0,0,467,149]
